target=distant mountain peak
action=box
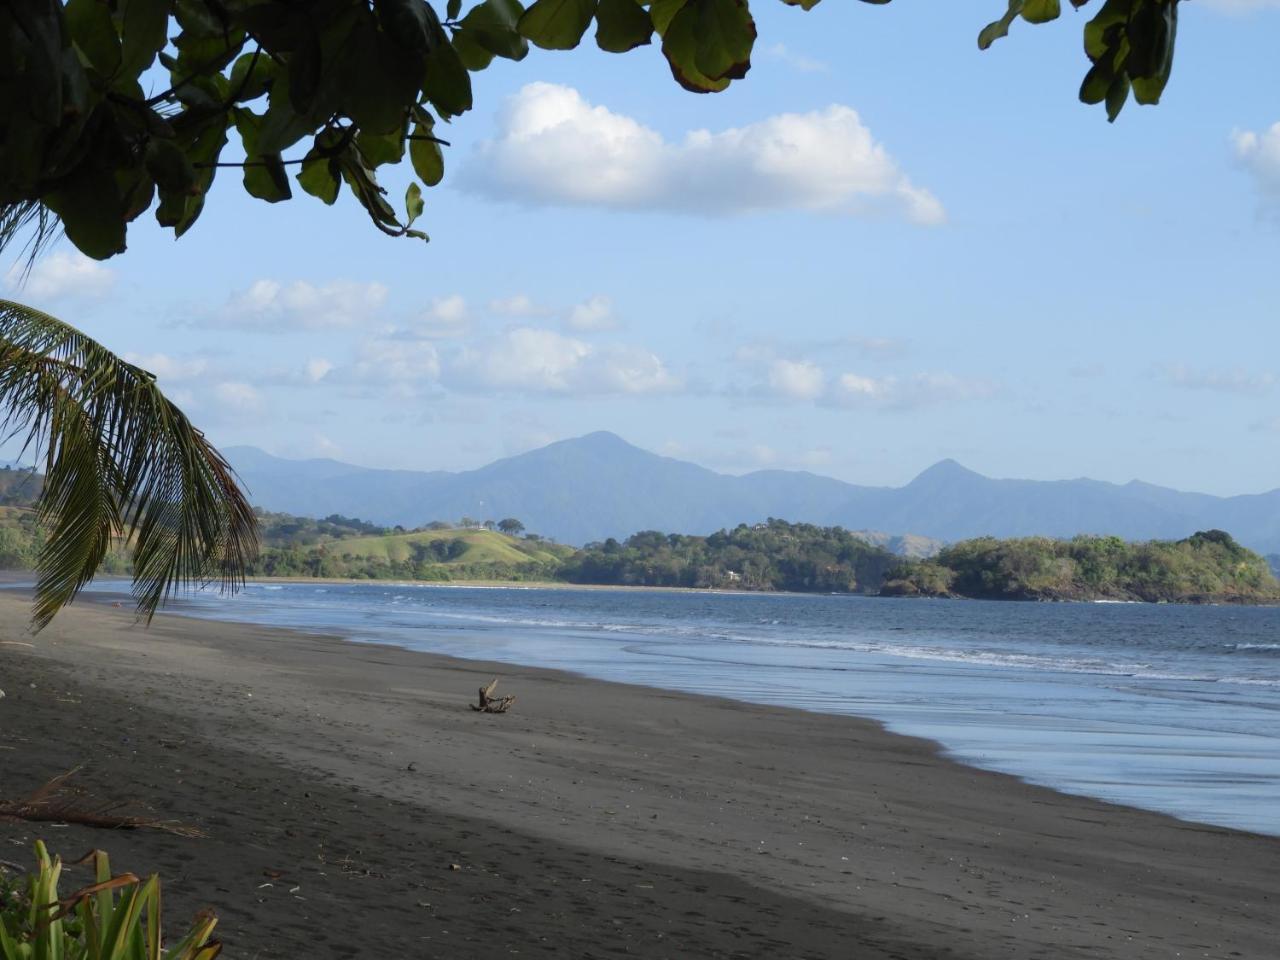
[909,458,983,485]
[573,430,631,448]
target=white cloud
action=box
[123,352,207,382]
[1233,123,1280,211]
[461,82,944,224]
[224,279,387,329]
[489,294,551,317]
[826,371,996,410]
[214,381,263,412]
[767,359,826,401]
[5,251,115,301]
[415,294,470,338]
[763,43,828,74]
[353,339,441,383]
[566,295,617,332]
[449,326,680,395]
[1163,363,1275,395]
[304,357,333,383]
[1203,0,1280,11]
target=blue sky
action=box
[6,0,1280,496]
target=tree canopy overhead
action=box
[1,0,1181,260]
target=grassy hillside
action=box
[248,521,573,581]
[329,529,569,566]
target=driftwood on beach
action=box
[0,767,203,836]
[471,678,516,713]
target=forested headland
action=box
[881,531,1280,604]
[0,466,1275,604]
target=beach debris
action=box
[470,678,516,714]
[0,767,204,837]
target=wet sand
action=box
[1,592,1275,958]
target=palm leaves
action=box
[0,299,257,630]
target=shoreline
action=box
[2,592,1278,957]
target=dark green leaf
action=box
[1084,0,1130,61]
[595,0,652,53]
[256,74,315,153]
[358,126,408,167]
[451,27,497,69]
[287,25,323,115]
[779,0,823,8]
[978,0,1024,50]
[1104,72,1130,122]
[448,0,463,18]
[244,153,292,202]
[120,0,171,78]
[660,4,729,93]
[1130,1,1176,105]
[519,0,597,50]
[144,138,197,195]
[1020,0,1060,24]
[341,19,419,134]
[297,151,342,204]
[64,0,122,76]
[229,50,277,102]
[649,0,689,34]
[424,39,474,115]
[375,0,435,56]
[43,166,127,259]
[405,181,425,225]
[693,0,755,82]
[410,121,445,186]
[462,0,530,59]
[1078,63,1110,104]
[173,0,224,37]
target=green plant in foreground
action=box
[0,842,220,960]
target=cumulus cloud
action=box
[489,294,552,317]
[304,358,333,383]
[1203,0,1280,11]
[223,279,387,329]
[449,326,680,395]
[566,295,617,332]
[1163,363,1275,395]
[461,83,944,224]
[353,339,442,383]
[415,294,470,338]
[214,381,263,413]
[123,352,208,382]
[1233,123,1280,212]
[826,371,996,410]
[5,251,114,300]
[767,359,826,401]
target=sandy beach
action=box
[1,591,1276,959]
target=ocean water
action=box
[83,581,1280,836]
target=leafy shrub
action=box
[0,842,220,960]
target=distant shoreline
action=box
[238,576,1280,605]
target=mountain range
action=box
[224,432,1280,553]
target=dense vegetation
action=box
[1,468,1274,603]
[559,520,897,593]
[881,531,1280,604]
[246,512,572,581]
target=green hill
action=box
[321,528,569,566]
[247,523,572,581]
[881,530,1280,604]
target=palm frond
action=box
[0,202,61,279]
[0,299,258,630]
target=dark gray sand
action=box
[1,593,1275,958]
